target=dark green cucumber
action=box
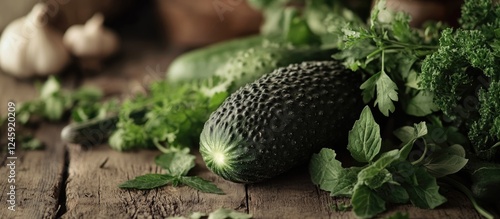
[166,35,267,82]
[200,61,364,183]
[60,109,147,147]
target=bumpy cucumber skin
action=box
[216,47,336,90]
[166,35,265,82]
[200,61,364,183]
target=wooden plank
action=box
[0,73,38,118]
[62,145,247,218]
[0,69,76,218]
[0,123,67,219]
[247,167,482,219]
[247,166,343,219]
[377,187,482,219]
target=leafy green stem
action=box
[441,176,495,219]
[411,138,428,165]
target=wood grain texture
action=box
[247,167,482,219]
[62,145,246,219]
[247,167,341,219]
[0,123,66,219]
[0,71,76,219]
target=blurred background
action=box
[0,0,463,93]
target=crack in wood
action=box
[56,148,69,218]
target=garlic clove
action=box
[0,3,70,78]
[63,13,120,59]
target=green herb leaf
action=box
[405,91,439,117]
[40,76,61,98]
[364,168,392,189]
[423,144,468,178]
[360,73,379,103]
[352,184,386,218]
[394,122,428,159]
[403,167,447,209]
[180,176,224,195]
[20,136,44,150]
[119,174,175,190]
[375,71,399,117]
[155,150,196,176]
[310,149,361,196]
[347,106,382,163]
[404,70,420,89]
[375,183,409,204]
[208,208,252,219]
[209,92,229,111]
[358,149,400,188]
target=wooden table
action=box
[0,39,485,219]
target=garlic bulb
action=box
[0,3,70,78]
[63,13,119,59]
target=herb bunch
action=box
[310,107,468,218]
[309,0,500,218]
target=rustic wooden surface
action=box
[0,38,488,219]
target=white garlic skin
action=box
[63,13,119,59]
[0,3,70,78]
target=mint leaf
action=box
[310,149,360,196]
[375,71,399,117]
[155,150,196,176]
[347,106,382,163]
[405,91,439,117]
[119,174,175,190]
[403,167,447,209]
[375,183,409,204]
[180,176,224,194]
[352,184,386,218]
[208,208,252,219]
